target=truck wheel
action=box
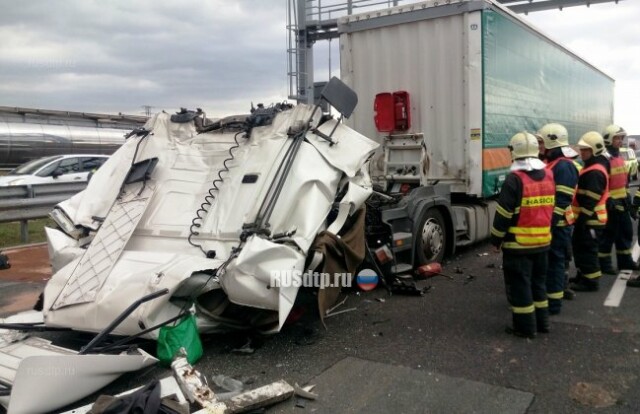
[416,209,446,264]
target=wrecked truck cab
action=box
[42,95,378,337]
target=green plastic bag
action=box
[157,313,203,366]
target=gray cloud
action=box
[0,0,637,132]
[0,0,288,116]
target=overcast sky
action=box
[0,0,637,132]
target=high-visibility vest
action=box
[503,169,555,249]
[571,163,609,225]
[546,157,578,226]
[608,155,627,200]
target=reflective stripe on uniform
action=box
[534,300,549,309]
[584,271,602,279]
[547,291,564,300]
[512,304,535,314]
[507,226,551,235]
[610,188,627,199]
[598,252,612,258]
[577,189,602,200]
[556,184,575,196]
[491,227,506,238]
[496,205,513,219]
[618,248,633,255]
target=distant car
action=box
[620,147,638,181]
[0,154,108,186]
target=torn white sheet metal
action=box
[44,104,378,335]
[0,311,44,347]
[0,336,157,414]
[45,227,86,274]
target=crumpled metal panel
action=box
[43,105,377,335]
[482,9,614,197]
[51,184,156,309]
[0,337,157,414]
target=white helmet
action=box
[509,132,539,160]
[577,131,606,156]
[537,123,569,150]
[602,124,626,146]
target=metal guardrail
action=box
[0,181,87,243]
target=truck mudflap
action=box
[0,336,157,414]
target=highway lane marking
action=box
[604,242,640,307]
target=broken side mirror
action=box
[309,77,359,145]
[320,76,358,119]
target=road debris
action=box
[172,348,227,413]
[325,296,349,315]
[569,382,617,408]
[0,337,157,414]
[294,383,318,400]
[59,376,189,414]
[231,338,257,355]
[325,307,358,318]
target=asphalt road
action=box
[33,241,639,414]
[3,238,640,413]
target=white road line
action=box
[603,242,640,307]
[604,270,632,307]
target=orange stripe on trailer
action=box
[482,148,512,170]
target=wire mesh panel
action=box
[51,184,155,309]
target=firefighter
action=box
[598,125,638,274]
[536,134,547,162]
[629,188,640,287]
[570,132,609,292]
[491,132,555,338]
[537,123,579,314]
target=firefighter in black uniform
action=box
[491,132,555,338]
[629,184,640,286]
[570,132,609,292]
[537,123,579,315]
[598,124,638,274]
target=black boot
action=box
[627,277,640,288]
[507,313,536,339]
[505,326,536,339]
[618,257,640,271]
[563,288,576,300]
[570,278,599,292]
[599,258,617,275]
[536,307,550,333]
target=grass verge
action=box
[0,218,55,249]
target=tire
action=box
[415,208,446,264]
